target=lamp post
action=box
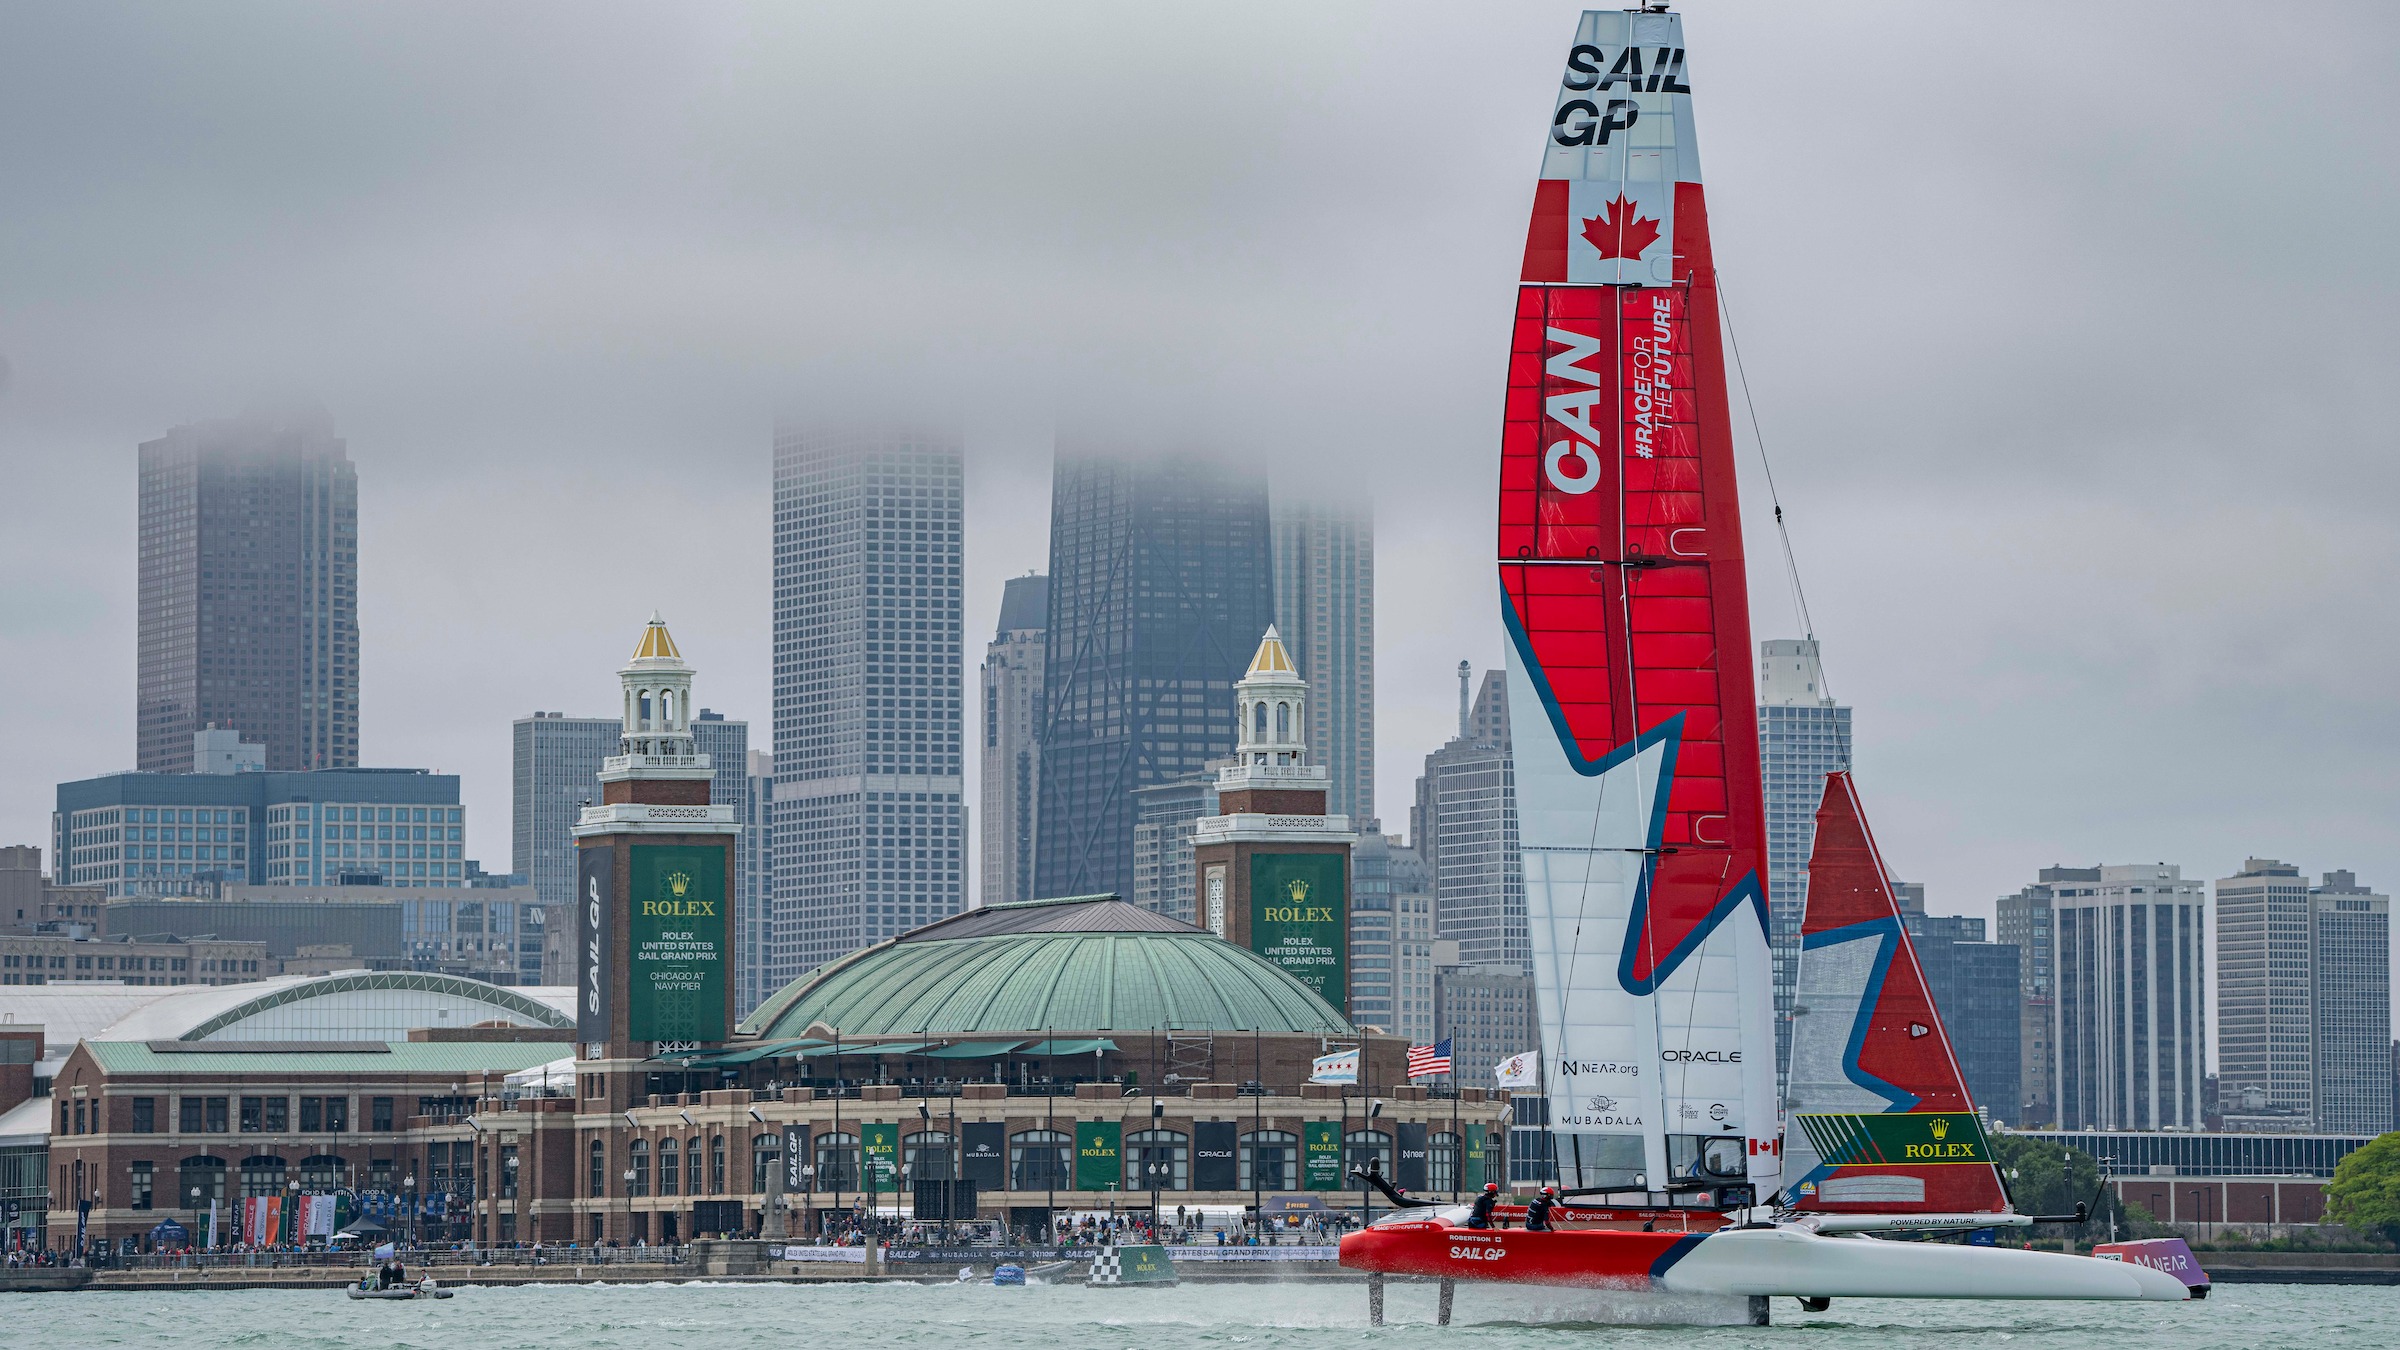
[622,1168,635,1247]
[404,1173,417,1252]
[1148,1098,1165,1240]
[286,1178,300,1252]
[503,1154,519,1246]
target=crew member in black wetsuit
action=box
[1525,1186,1558,1232]
[1465,1182,1502,1229]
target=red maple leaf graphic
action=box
[1580,195,1662,261]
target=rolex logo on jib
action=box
[1928,1117,1949,1141]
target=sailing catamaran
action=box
[1337,6,2191,1314]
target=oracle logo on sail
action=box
[1541,326,1608,495]
[1661,1048,1742,1064]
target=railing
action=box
[87,1245,692,1272]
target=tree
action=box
[1990,1133,2123,1239]
[2324,1132,2400,1248]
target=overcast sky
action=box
[4,4,2396,1002]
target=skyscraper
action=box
[2215,858,2318,1126]
[1996,872,2069,1125]
[740,749,774,1018]
[1036,455,1271,900]
[511,710,748,913]
[2053,863,2208,1131]
[1353,828,1436,1044]
[1412,669,1523,972]
[2309,870,2393,1135]
[772,423,966,980]
[979,573,1048,907]
[136,407,358,773]
[1270,497,1375,823]
[1129,774,1215,923]
[1757,637,1852,1081]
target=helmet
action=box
[1541,1186,1558,1196]
[1484,1182,1500,1192]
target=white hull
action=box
[1660,1226,2190,1301]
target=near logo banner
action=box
[1794,1112,1991,1167]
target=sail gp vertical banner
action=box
[627,843,728,1043]
[1248,853,1348,1011]
[575,844,613,1045]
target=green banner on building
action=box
[1464,1123,1487,1190]
[1793,1111,1991,1167]
[1075,1120,1122,1192]
[1248,853,1348,1009]
[626,844,729,1043]
[1302,1120,1343,1191]
[860,1122,899,1193]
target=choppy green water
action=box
[9,1278,2391,1349]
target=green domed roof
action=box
[741,896,1352,1040]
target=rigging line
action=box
[1716,276,1830,703]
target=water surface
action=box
[11,1277,2386,1350]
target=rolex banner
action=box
[1075,1120,1122,1193]
[1247,853,1347,1009]
[575,843,614,1045]
[626,843,727,1043]
[1303,1121,1343,1191]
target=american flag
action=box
[1406,1039,1453,1078]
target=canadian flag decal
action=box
[1579,195,1661,261]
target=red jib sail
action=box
[1783,771,2008,1213]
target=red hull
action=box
[1341,1218,1728,1290]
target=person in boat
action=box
[1465,1182,1502,1230]
[1524,1187,1558,1232]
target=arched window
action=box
[638,691,653,730]
[1239,1130,1296,1193]
[904,1131,954,1181]
[628,1139,650,1197]
[1429,1133,1461,1196]
[689,1138,708,1194]
[1275,702,1290,742]
[589,1139,607,1198]
[178,1156,227,1210]
[813,1133,859,1192]
[1124,1129,1188,1191]
[658,1138,682,1196]
[299,1154,342,1190]
[1343,1129,1393,1181]
[239,1154,287,1198]
[1253,702,1267,741]
[751,1133,781,1194]
[1010,1130,1070,1192]
[711,1135,728,1195]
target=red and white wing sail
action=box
[1502,8,1779,1198]
[1783,772,2009,1213]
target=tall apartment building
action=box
[2309,870,2393,1135]
[1757,638,1852,1081]
[1129,774,1216,924]
[54,758,463,898]
[1353,829,1435,1044]
[979,573,1048,907]
[1996,872,2069,1125]
[2053,863,2208,1131]
[1436,957,1538,1088]
[510,710,749,909]
[1412,669,1523,972]
[740,750,774,1017]
[1036,455,1271,900]
[1270,497,1375,824]
[772,423,966,979]
[2216,858,2319,1126]
[136,407,358,773]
